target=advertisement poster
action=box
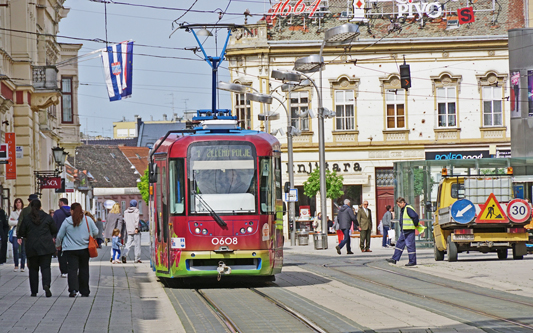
[510,71,520,118]
[527,71,533,117]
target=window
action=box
[117,129,128,137]
[129,128,136,137]
[235,92,251,129]
[437,87,456,127]
[169,159,185,215]
[386,90,405,129]
[290,91,310,131]
[335,90,355,130]
[482,86,502,126]
[61,77,73,123]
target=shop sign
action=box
[394,0,443,19]
[270,0,324,18]
[41,177,62,189]
[5,133,16,179]
[425,150,489,160]
[291,161,362,174]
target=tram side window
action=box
[155,164,161,242]
[274,156,281,201]
[169,159,185,214]
[260,157,274,213]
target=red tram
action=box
[149,110,284,282]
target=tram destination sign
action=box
[192,145,253,160]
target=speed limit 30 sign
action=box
[506,199,532,223]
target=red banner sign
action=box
[5,133,16,180]
[458,7,475,24]
[270,0,323,18]
[41,177,62,189]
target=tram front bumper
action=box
[176,250,273,277]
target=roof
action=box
[243,0,520,43]
[84,138,137,146]
[118,146,150,174]
[137,122,186,148]
[69,145,139,188]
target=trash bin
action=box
[313,233,328,250]
[297,232,309,246]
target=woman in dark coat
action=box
[18,199,57,297]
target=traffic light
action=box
[400,64,411,90]
[284,182,290,193]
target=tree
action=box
[137,168,150,205]
[303,168,344,200]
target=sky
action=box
[58,0,271,138]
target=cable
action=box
[174,0,199,22]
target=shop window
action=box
[61,77,73,123]
[290,91,310,131]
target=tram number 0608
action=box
[211,237,238,245]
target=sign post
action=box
[506,199,531,223]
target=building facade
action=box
[226,0,523,236]
[0,0,81,213]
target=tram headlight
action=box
[240,228,246,234]
[202,229,208,235]
[249,221,254,226]
[194,227,201,234]
[247,226,253,233]
[194,222,199,227]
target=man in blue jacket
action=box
[335,199,358,255]
[53,198,70,277]
[386,197,419,267]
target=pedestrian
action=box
[55,203,99,297]
[111,229,121,264]
[122,200,141,264]
[357,201,373,252]
[335,199,358,255]
[386,197,420,267]
[49,209,54,217]
[53,198,71,278]
[313,212,322,233]
[327,216,334,234]
[0,204,8,264]
[17,194,38,234]
[381,205,393,248]
[17,199,57,297]
[103,203,124,262]
[95,217,104,248]
[9,198,26,272]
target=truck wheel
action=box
[512,246,524,260]
[447,235,458,262]
[434,242,444,261]
[496,249,508,260]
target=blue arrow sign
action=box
[451,199,476,224]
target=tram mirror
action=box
[149,163,158,183]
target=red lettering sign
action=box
[271,0,323,18]
[458,7,475,24]
[5,133,15,180]
[41,177,62,189]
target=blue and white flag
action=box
[101,41,133,101]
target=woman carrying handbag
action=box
[56,203,99,297]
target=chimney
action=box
[173,113,178,121]
[163,114,167,121]
[122,116,126,121]
[150,115,153,121]
[134,114,139,119]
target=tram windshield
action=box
[188,142,256,214]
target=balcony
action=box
[31,66,60,111]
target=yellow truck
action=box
[433,169,530,261]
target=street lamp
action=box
[52,146,68,174]
[293,23,360,248]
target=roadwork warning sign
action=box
[475,193,509,223]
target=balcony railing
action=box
[33,66,58,90]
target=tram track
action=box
[194,288,326,333]
[323,261,533,331]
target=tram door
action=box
[155,156,170,274]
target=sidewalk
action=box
[0,233,183,333]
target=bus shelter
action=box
[393,157,533,246]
